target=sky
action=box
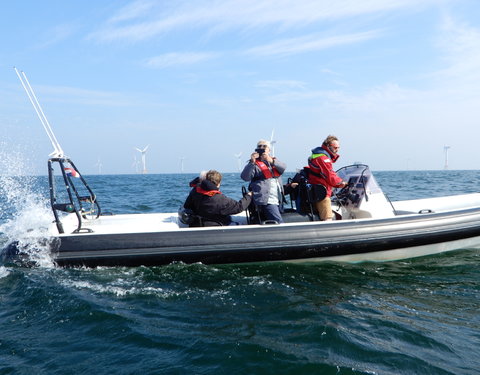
[1,0,480,175]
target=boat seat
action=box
[178,208,224,227]
[282,208,318,223]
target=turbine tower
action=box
[94,158,103,174]
[132,155,140,173]
[180,156,186,173]
[135,145,149,174]
[443,145,450,170]
[234,152,242,172]
[270,129,277,156]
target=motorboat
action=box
[3,158,480,268]
[4,68,480,267]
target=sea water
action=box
[1,167,480,374]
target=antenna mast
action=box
[14,67,65,158]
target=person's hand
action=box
[290,182,299,189]
[250,152,259,163]
[261,153,274,163]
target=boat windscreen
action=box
[335,164,384,195]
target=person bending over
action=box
[184,170,252,227]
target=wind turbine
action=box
[135,145,149,174]
[234,152,243,172]
[270,129,277,156]
[180,156,186,173]
[444,145,451,170]
[94,158,103,174]
[132,155,140,173]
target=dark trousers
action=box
[259,204,284,224]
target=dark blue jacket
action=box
[184,180,251,226]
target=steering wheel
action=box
[334,184,351,204]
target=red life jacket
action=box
[307,149,342,196]
[255,160,281,179]
[196,186,221,197]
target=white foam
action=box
[0,266,10,278]
[61,278,182,298]
[0,145,55,267]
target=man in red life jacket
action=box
[184,170,252,227]
[307,135,348,221]
[241,139,286,223]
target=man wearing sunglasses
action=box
[307,135,348,221]
[241,139,286,224]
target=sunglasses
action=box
[257,144,268,148]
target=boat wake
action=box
[0,147,55,268]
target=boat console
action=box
[332,164,395,219]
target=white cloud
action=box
[434,14,480,83]
[38,85,138,107]
[322,83,420,111]
[248,12,480,112]
[246,30,382,57]
[35,23,78,49]
[89,0,435,43]
[144,52,217,68]
[107,0,157,24]
[255,80,307,90]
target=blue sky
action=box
[1,0,480,174]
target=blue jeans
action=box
[259,204,284,224]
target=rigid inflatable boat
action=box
[4,69,480,267]
[4,158,480,268]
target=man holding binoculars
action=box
[241,139,286,223]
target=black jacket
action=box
[183,180,252,226]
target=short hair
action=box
[322,135,339,147]
[256,139,271,148]
[198,170,208,182]
[206,170,222,185]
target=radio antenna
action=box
[14,67,65,158]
